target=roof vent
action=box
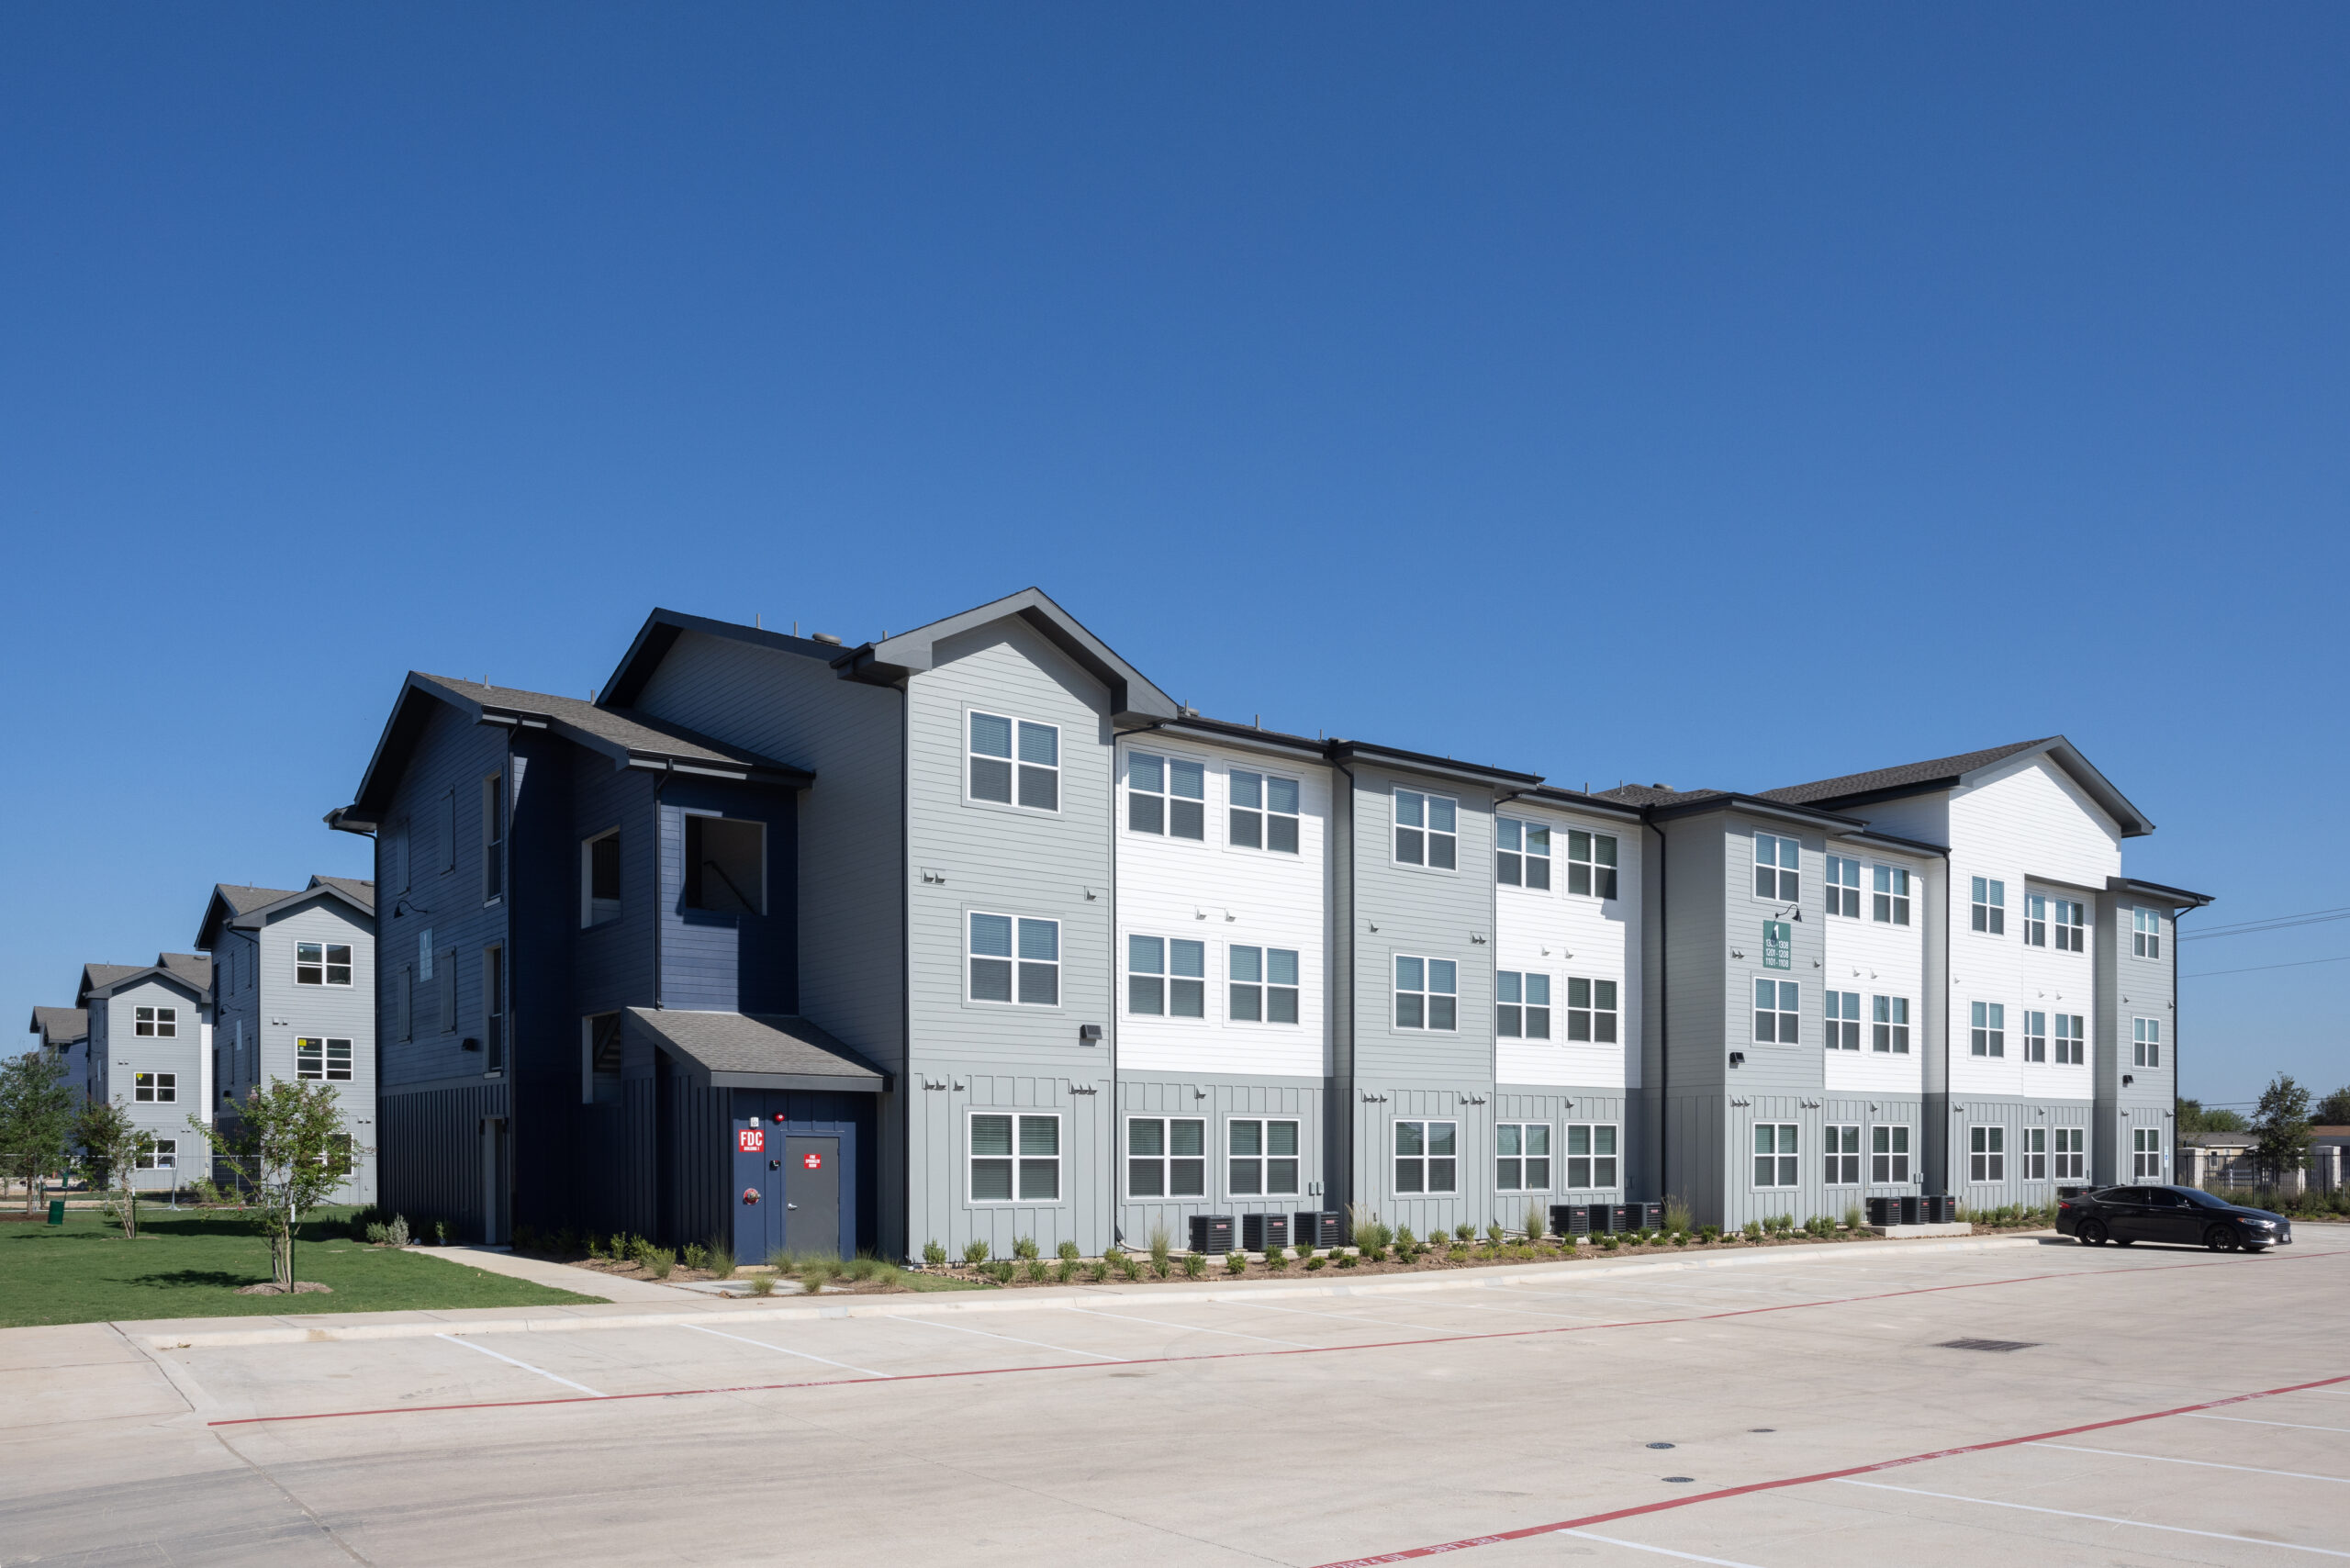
[1651,782,1672,791]
[811,632,843,646]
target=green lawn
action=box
[0,1209,605,1327]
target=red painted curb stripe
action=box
[205,1245,2339,1430]
[1308,1371,2350,1567]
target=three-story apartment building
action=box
[77,953,212,1189]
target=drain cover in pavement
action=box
[1663,1477,1695,1484]
[1646,1442,1675,1450]
[1938,1338,2041,1353]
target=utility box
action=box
[1293,1210,1342,1249]
[1240,1213,1290,1252]
[46,1198,63,1226]
[1188,1214,1235,1254]
[1632,1201,1664,1231]
[1608,1203,1637,1233]
[1551,1204,1591,1237]
[1584,1203,1615,1234]
[1899,1194,1922,1225]
[1924,1194,1955,1224]
[1867,1196,1898,1226]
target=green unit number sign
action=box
[1763,920,1792,969]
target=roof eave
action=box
[2106,876,2214,910]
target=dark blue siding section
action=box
[658,778,797,1014]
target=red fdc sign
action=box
[803,1152,822,1170]
[738,1128,765,1153]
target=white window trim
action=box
[1393,954,1459,1033]
[1561,1123,1620,1191]
[1753,979,1798,1045]
[1871,864,1911,926]
[2022,1126,2048,1182]
[1125,746,1209,844]
[295,941,355,988]
[1562,826,1620,901]
[967,707,1061,816]
[1870,1124,1914,1184]
[1968,1124,2007,1182]
[1752,833,1800,902]
[966,911,1062,1009]
[1562,976,1618,1044]
[2132,1016,2162,1068]
[2053,899,2087,953]
[2132,907,2163,959]
[1871,994,1911,1054]
[1225,1116,1303,1199]
[1125,933,1209,1023]
[2053,1126,2085,1181]
[1494,1121,1552,1193]
[1970,876,2008,936]
[1494,969,1551,1041]
[1970,1001,2006,1058]
[1752,1123,1800,1188]
[1393,1118,1460,1194]
[1824,1124,1863,1187]
[1391,788,1460,874]
[1825,855,1862,919]
[134,1005,179,1039]
[136,1137,178,1171]
[1124,1114,1207,1200]
[1494,816,1553,893]
[968,1109,1064,1205]
[1825,990,1862,1052]
[1225,765,1303,857]
[132,1071,178,1103]
[1225,944,1302,1026]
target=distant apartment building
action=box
[77,954,213,1189]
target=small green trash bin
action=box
[47,1198,65,1226]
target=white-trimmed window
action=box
[1125,1116,1204,1198]
[1393,790,1457,869]
[133,1071,176,1103]
[1824,1125,1862,1185]
[1564,1124,1618,1189]
[2133,1017,2161,1068]
[1754,834,1800,901]
[972,1112,1060,1203]
[2023,1126,2048,1181]
[1394,956,1457,1031]
[133,1006,177,1038]
[2132,1126,2163,1179]
[1825,856,1861,918]
[297,1037,354,1081]
[1496,819,1551,890]
[581,828,621,927]
[1970,1001,2006,1057]
[1825,991,1861,1050]
[1127,935,1204,1018]
[683,815,765,914]
[2022,1010,2047,1063]
[1394,1120,1457,1193]
[297,942,354,986]
[1753,1124,1799,1187]
[1564,978,1617,1042]
[1971,877,2006,935]
[970,913,1060,1006]
[1969,1126,2005,1182]
[2132,907,2161,958]
[1228,946,1300,1024]
[1872,995,1910,1053]
[2054,1127,2085,1180]
[1565,830,1618,899]
[1127,751,1203,840]
[2054,900,2087,952]
[1496,971,1550,1039]
[1229,769,1300,853]
[970,711,1059,812]
[1872,865,1910,925]
[1871,1125,1912,1182]
[135,1138,176,1171]
[1753,979,1799,1043]
[1495,1123,1550,1192]
[1227,1118,1300,1196]
[2023,894,2048,947]
[2054,1013,2085,1066]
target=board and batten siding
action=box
[1115,1074,1323,1247]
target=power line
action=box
[2182,906,2350,941]
[2180,953,2350,980]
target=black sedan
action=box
[2057,1184,2292,1251]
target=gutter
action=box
[1331,753,1359,1220]
[1104,719,1173,1249]
[1642,809,1668,1205]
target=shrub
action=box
[1225,1249,1248,1275]
[512,1224,542,1254]
[1598,1234,1619,1251]
[646,1248,677,1279]
[841,1254,889,1282]
[1150,1250,1173,1280]
[1700,1225,1720,1242]
[682,1243,708,1271]
[800,1260,833,1294]
[1357,1243,1386,1263]
[1663,1195,1694,1235]
[962,1238,990,1266]
[1336,1252,1359,1268]
[1056,1256,1079,1284]
[749,1273,777,1296]
[1306,1254,1328,1271]
[1395,1225,1418,1251]
[1526,1201,1550,1241]
[706,1244,735,1280]
[1024,1259,1050,1283]
[1114,1252,1141,1282]
[922,1239,946,1266]
[1088,1259,1111,1283]
[1262,1248,1290,1272]
[983,1260,1015,1285]
[1843,1204,1865,1233]
[433,1219,450,1245]
[587,1232,608,1259]
[1454,1222,1476,1243]
[1058,1239,1081,1262]
[1013,1236,1040,1261]
[1672,1231,1691,1247]
[629,1236,661,1268]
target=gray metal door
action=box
[783,1136,840,1257]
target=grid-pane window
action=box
[2133,1017,2161,1068]
[1754,834,1800,901]
[1393,790,1457,869]
[1228,946,1300,1024]
[1971,877,2007,935]
[2054,1014,2085,1065]
[970,914,1059,1006]
[1495,1124,1551,1192]
[1753,1124,1799,1187]
[136,1138,176,1171]
[1127,935,1204,1018]
[1496,972,1550,1039]
[1969,1126,2005,1182]
[297,942,354,986]
[132,1071,176,1103]
[1496,819,1551,890]
[1564,1124,1618,1189]
[2132,908,2161,958]
[1871,995,1910,1053]
[1564,978,1617,1042]
[1394,956,1457,1031]
[1826,856,1861,917]
[1825,991,1862,1050]
[133,1006,177,1038]
[1127,752,1204,840]
[2022,1010,2048,1063]
[1753,980,1799,1043]
[1565,831,1618,899]
[1228,1118,1300,1195]
[1871,1125,1912,1182]
[1824,1125,1862,1185]
[1393,1120,1457,1193]
[1872,865,1910,924]
[2054,1127,2085,1180]
[2023,894,2048,947]
[297,1037,354,1081]
[1125,1116,1205,1198]
[971,712,1058,811]
[1970,1001,2006,1057]
[2054,900,2087,952]
[1229,769,1300,853]
[971,1113,1060,1202]
[2132,1126,2163,1178]
[2023,1126,2047,1181]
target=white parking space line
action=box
[1831,1479,2350,1558]
[678,1323,886,1378]
[2187,1413,2350,1435]
[1061,1307,1313,1348]
[1561,1529,1768,1568]
[435,1334,607,1397]
[899,1316,1127,1361]
[2028,1440,2350,1483]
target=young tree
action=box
[2315,1085,2350,1126]
[73,1099,154,1239]
[0,1050,76,1212]
[200,1081,357,1290]
[2250,1074,2314,1184]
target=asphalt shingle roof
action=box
[622,1009,884,1087]
[1759,739,2057,807]
[29,1006,86,1043]
[213,884,301,917]
[419,675,791,773]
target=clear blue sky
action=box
[4,6,2342,1108]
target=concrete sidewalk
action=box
[400,1242,695,1304]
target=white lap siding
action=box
[1820,846,1929,1101]
[1493,801,1639,1093]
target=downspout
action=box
[2169,900,2191,1182]
[1643,809,1667,1206]
[1331,752,1359,1225]
[897,682,912,1261]
[1941,850,1953,1197]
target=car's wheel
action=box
[2205,1225,2238,1252]
[2078,1220,2108,1247]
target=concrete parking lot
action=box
[4,1229,2345,1567]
